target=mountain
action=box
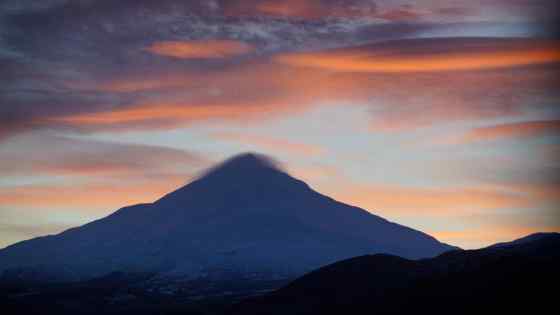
[488,232,558,248]
[0,153,453,283]
[230,232,560,315]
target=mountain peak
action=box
[0,152,455,283]
[203,152,281,176]
[193,152,287,184]
[156,152,296,204]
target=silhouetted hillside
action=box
[230,233,560,315]
[2,232,556,315]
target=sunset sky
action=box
[1,0,559,249]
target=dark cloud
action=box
[1,0,559,140]
[0,0,433,140]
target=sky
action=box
[1,0,559,249]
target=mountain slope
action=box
[0,153,453,282]
[231,233,560,315]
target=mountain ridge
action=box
[1,233,553,315]
[0,152,454,282]
[230,232,560,315]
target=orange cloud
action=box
[378,7,422,21]
[57,61,364,131]
[320,177,559,249]
[60,38,559,135]
[52,102,304,131]
[332,184,529,216]
[255,0,378,19]
[55,104,250,125]
[212,132,325,156]
[365,64,559,132]
[0,178,187,211]
[255,1,320,19]
[0,135,205,177]
[276,38,560,73]
[226,0,428,21]
[94,75,190,93]
[224,0,378,19]
[494,181,560,203]
[145,40,254,59]
[459,120,560,143]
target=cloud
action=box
[332,184,529,216]
[364,65,560,132]
[33,38,560,135]
[9,3,552,141]
[436,7,477,17]
[2,36,556,139]
[0,181,183,211]
[47,61,356,132]
[249,0,378,20]
[145,40,254,59]
[276,37,560,73]
[53,104,259,126]
[50,102,312,132]
[458,120,560,143]
[0,0,428,140]
[1,0,559,251]
[0,134,210,238]
[0,134,206,177]
[0,134,209,214]
[377,6,423,21]
[324,172,559,249]
[0,6,558,138]
[225,0,481,22]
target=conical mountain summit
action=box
[0,153,455,281]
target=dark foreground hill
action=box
[2,233,555,315]
[229,232,560,315]
[0,153,452,284]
